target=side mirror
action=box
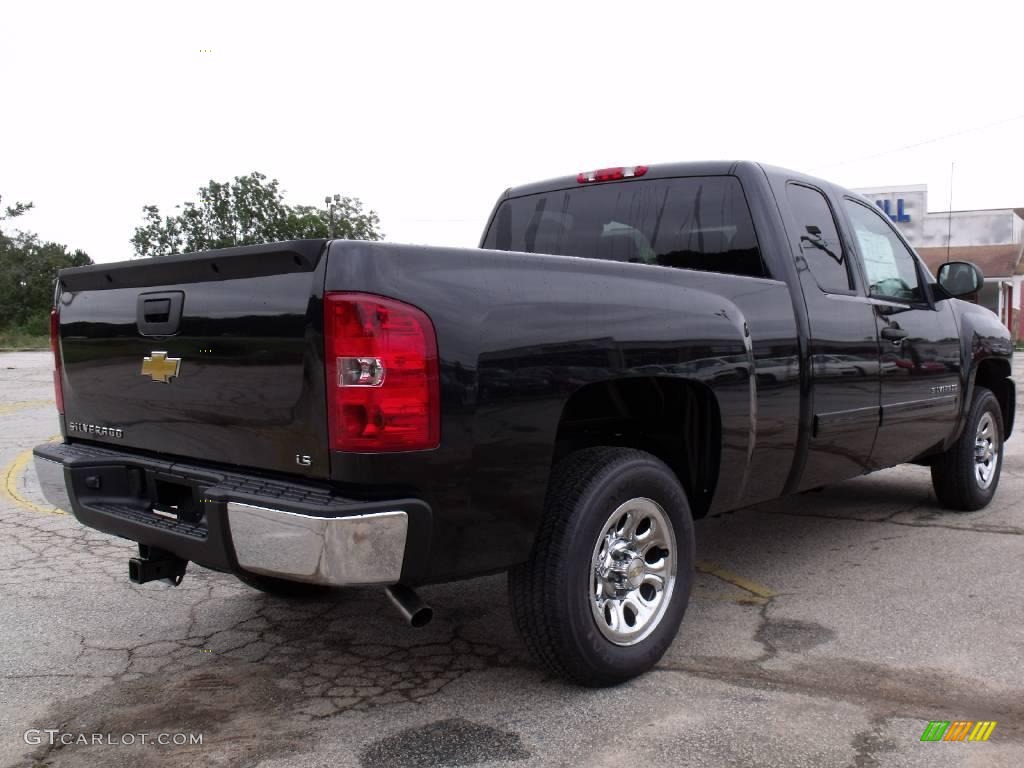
[936,261,983,298]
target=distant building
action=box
[853,184,1024,339]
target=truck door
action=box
[782,182,881,489]
[840,198,962,468]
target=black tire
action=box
[235,571,333,598]
[508,447,695,686]
[931,386,1004,511]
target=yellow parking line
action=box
[696,560,777,599]
[0,399,54,416]
[692,587,771,606]
[1,437,65,516]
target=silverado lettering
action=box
[67,422,124,439]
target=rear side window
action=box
[483,176,766,278]
[786,183,852,293]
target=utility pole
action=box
[324,193,341,239]
[945,162,954,263]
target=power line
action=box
[812,112,1024,172]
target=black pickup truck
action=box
[34,161,1015,685]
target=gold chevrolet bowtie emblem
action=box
[141,351,182,383]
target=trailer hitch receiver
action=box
[128,545,188,586]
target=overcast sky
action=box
[3,0,1023,264]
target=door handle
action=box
[143,298,171,323]
[881,327,908,343]
[137,291,184,337]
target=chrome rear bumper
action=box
[227,502,407,586]
[32,447,413,587]
[34,456,71,513]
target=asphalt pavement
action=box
[1,350,1021,767]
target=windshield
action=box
[482,176,766,278]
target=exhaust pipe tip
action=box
[385,584,433,628]
[409,605,434,629]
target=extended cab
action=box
[34,162,1015,685]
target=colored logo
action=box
[920,721,996,742]
[141,351,182,383]
[876,198,912,223]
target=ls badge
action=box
[141,351,182,383]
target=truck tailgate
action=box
[55,240,330,479]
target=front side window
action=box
[786,183,851,293]
[843,200,924,303]
[483,176,767,279]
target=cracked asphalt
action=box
[1,350,1022,767]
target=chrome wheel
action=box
[974,412,999,490]
[590,497,677,646]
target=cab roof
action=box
[502,161,848,201]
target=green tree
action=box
[0,196,92,334]
[131,172,383,257]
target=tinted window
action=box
[786,183,851,293]
[483,176,766,278]
[844,200,924,303]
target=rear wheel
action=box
[931,386,1004,511]
[508,447,695,686]
[235,571,333,598]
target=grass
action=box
[0,329,49,350]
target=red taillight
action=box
[50,308,64,414]
[576,165,648,184]
[323,293,439,452]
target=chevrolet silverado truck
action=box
[33,162,1015,686]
